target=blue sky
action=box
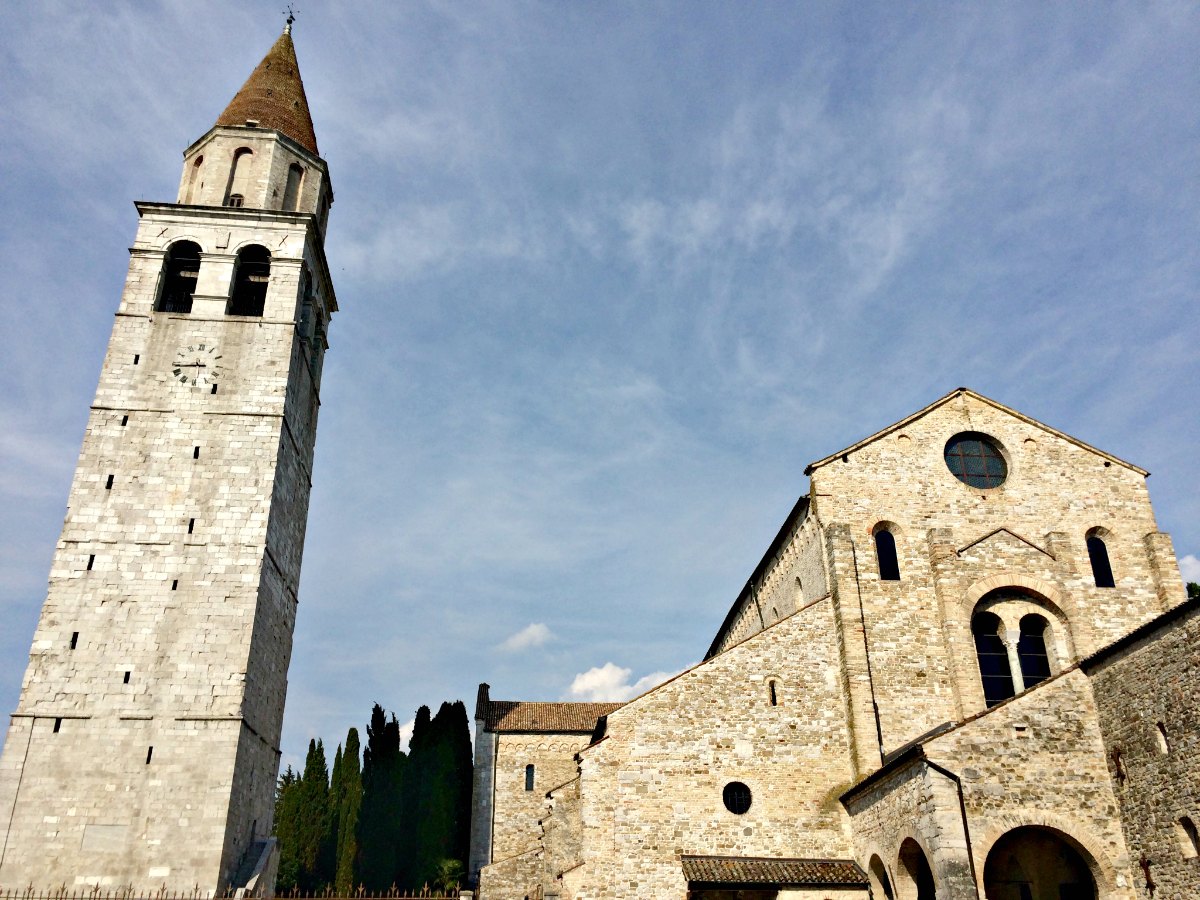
[1,1,1197,770]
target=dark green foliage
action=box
[274,766,302,891]
[433,858,466,894]
[1187,581,1199,600]
[358,703,407,889]
[332,728,363,894]
[294,738,335,890]
[272,700,471,893]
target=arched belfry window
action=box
[229,245,270,316]
[873,527,900,581]
[283,163,304,211]
[224,147,253,208]
[972,611,1015,707]
[1016,614,1052,689]
[1086,531,1115,588]
[524,764,534,792]
[156,241,201,314]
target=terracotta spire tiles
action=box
[216,27,318,155]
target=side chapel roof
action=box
[474,684,622,733]
[681,856,868,888]
[215,25,319,155]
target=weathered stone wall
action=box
[1087,601,1200,900]
[846,668,1143,900]
[927,670,1136,899]
[0,172,334,892]
[490,733,592,864]
[571,602,856,900]
[540,778,582,899]
[478,849,540,900]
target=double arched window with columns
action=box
[971,588,1067,707]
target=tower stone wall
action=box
[0,26,335,894]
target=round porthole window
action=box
[944,432,1007,489]
[723,781,752,815]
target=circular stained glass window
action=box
[723,781,752,815]
[944,433,1007,489]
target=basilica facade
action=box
[469,388,1199,900]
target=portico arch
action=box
[974,814,1123,899]
[983,826,1097,900]
[896,836,937,899]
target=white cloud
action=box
[499,623,553,652]
[398,718,415,753]
[1179,554,1200,585]
[567,662,675,702]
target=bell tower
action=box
[0,21,337,893]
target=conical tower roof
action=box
[215,25,318,155]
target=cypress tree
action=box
[274,766,303,892]
[359,704,406,890]
[333,727,363,893]
[398,702,472,889]
[296,738,335,890]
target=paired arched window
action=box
[972,611,1015,707]
[283,164,305,211]
[224,147,253,208]
[874,526,900,581]
[1086,531,1115,587]
[156,241,202,313]
[972,591,1065,707]
[229,245,270,316]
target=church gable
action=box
[805,387,1144,478]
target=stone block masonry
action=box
[0,27,338,892]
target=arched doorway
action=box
[983,827,1097,900]
[897,838,936,899]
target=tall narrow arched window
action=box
[1016,614,1052,690]
[972,611,1015,707]
[156,241,201,313]
[1179,816,1200,858]
[283,163,304,211]
[1086,532,1115,588]
[184,156,203,204]
[874,527,900,581]
[224,147,253,208]
[229,245,270,316]
[524,764,534,792]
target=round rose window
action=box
[944,432,1007,489]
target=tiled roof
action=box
[216,28,319,155]
[681,856,868,887]
[482,700,623,733]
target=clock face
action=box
[172,343,223,388]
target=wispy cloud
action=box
[499,623,553,652]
